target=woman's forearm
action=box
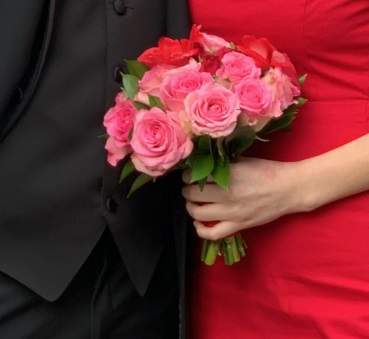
[298,133,369,211]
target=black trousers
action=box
[0,230,179,338]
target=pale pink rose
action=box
[103,94,137,148]
[135,64,175,105]
[234,78,275,123]
[199,32,230,53]
[216,51,261,84]
[105,136,131,166]
[237,113,271,132]
[183,83,240,137]
[262,67,301,111]
[160,60,213,111]
[130,108,193,176]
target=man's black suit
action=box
[0,0,190,337]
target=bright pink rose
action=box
[262,67,301,111]
[103,93,137,148]
[199,32,230,54]
[114,91,127,105]
[135,64,175,105]
[130,108,193,176]
[183,83,240,137]
[160,59,213,111]
[216,51,261,84]
[105,136,131,166]
[234,78,275,122]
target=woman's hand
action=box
[182,133,369,240]
[182,157,307,240]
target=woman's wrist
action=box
[294,134,369,213]
[293,158,326,213]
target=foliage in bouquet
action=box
[103,25,306,265]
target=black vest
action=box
[0,0,190,303]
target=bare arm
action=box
[182,133,369,240]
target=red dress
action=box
[187,1,369,338]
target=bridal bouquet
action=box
[103,25,306,265]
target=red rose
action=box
[138,37,199,67]
[237,35,299,86]
[199,47,230,74]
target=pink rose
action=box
[262,67,301,111]
[183,83,240,137]
[114,91,127,105]
[135,64,175,105]
[103,93,137,148]
[160,59,213,111]
[216,51,261,84]
[105,136,131,166]
[130,108,193,176]
[199,32,230,54]
[234,78,275,122]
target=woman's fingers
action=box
[182,183,228,203]
[181,170,191,185]
[181,169,215,185]
[185,200,240,222]
[193,220,243,240]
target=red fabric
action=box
[187,1,369,338]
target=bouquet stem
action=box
[201,230,247,266]
[201,239,219,265]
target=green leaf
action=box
[98,133,109,139]
[172,160,189,171]
[122,74,139,100]
[258,99,303,135]
[226,125,255,143]
[148,95,166,111]
[198,177,208,191]
[197,135,212,153]
[211,155,230,190]
[119,159,135,183]
[127,127,133,141]
[258,110,297,135]
[127,173,153,197]
[132,101,150,110]
[299,74,307,86]
[125,60,149,79]
[255,135,269,142]
[297,96,308,107]
[191,154,214,183]
[225,126,256,159]
[185,155,195,168]
[216,137,226,161]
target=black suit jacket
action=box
[0,0,190,317]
